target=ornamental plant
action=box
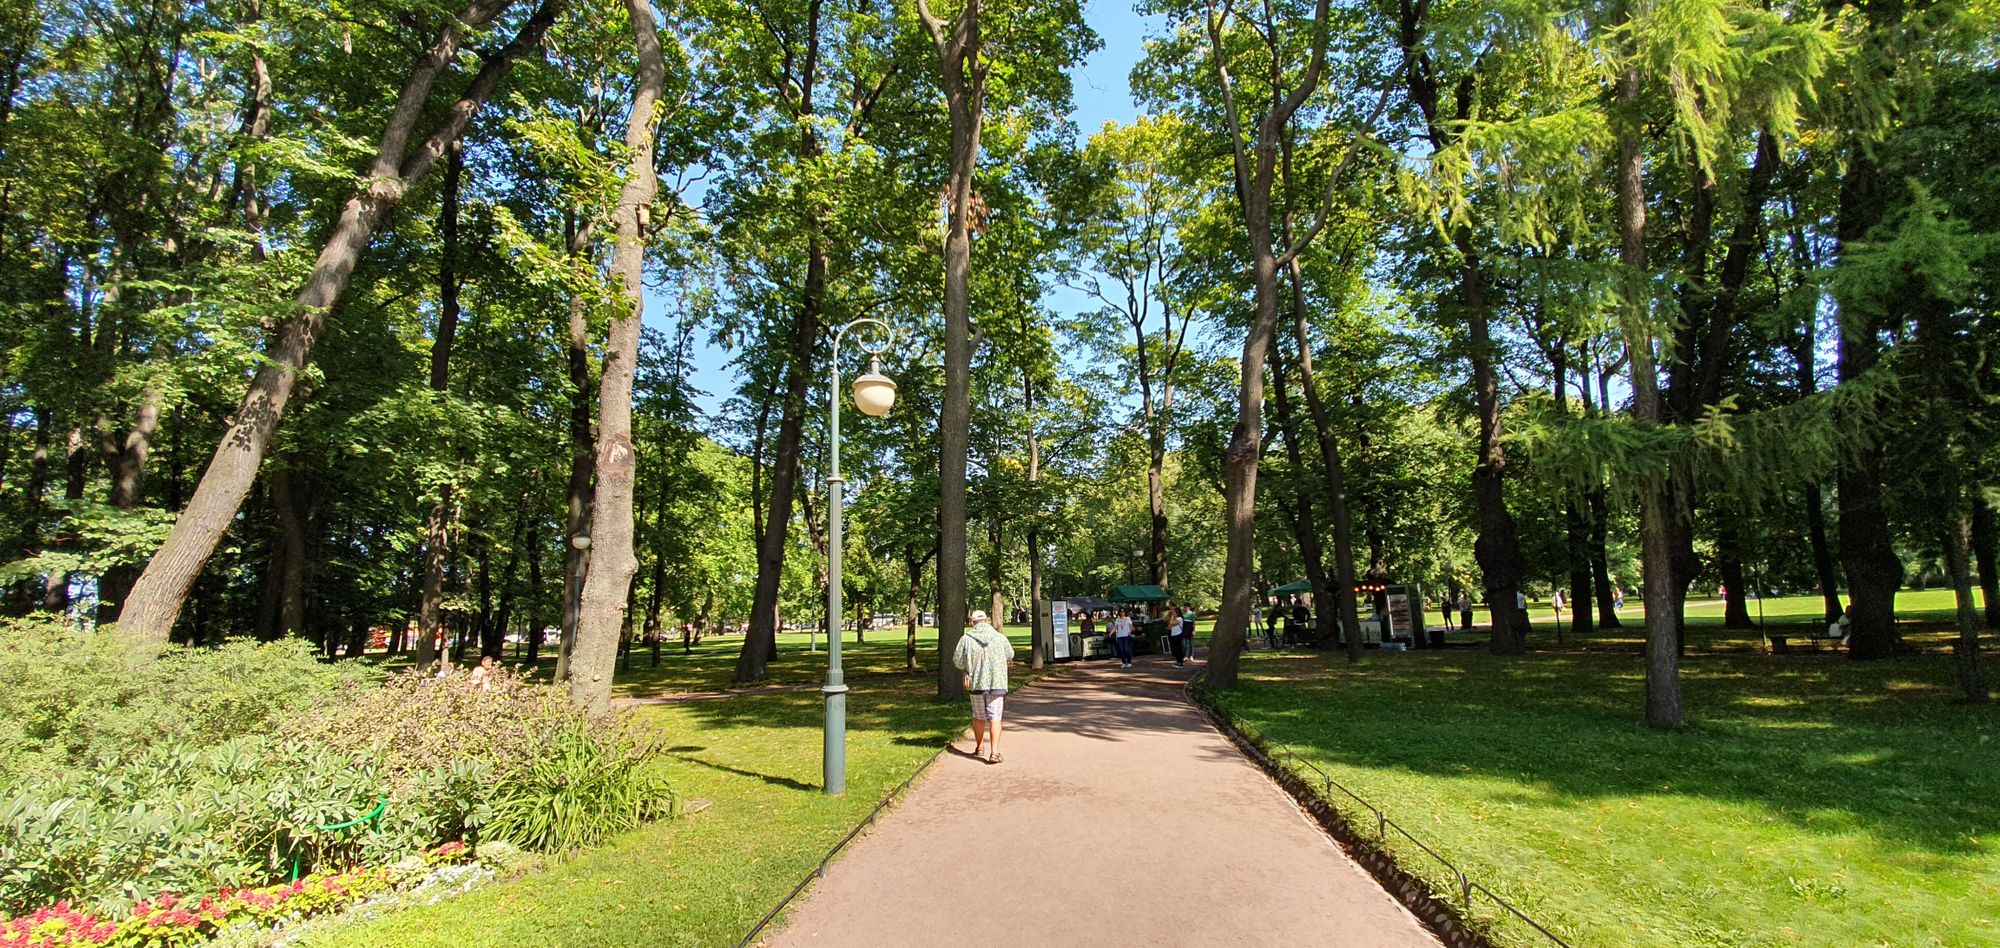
[0,867,392,948]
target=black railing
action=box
[1189,676,1571,947]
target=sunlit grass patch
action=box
[1215,647,2000,947]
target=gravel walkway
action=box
[768,654,1439,947]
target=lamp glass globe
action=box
[851,372,897,418]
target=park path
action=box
[767,654,1439,948]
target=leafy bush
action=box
[0,619,359,786]
[287,669,675,854]
[0,636,671,919]
[486,719,675,853]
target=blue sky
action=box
[645,3,1159,421]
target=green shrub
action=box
[486,719,675,853]
[0,618,359,785]
[0,645,671,917]
[288,669,675,855]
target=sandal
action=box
[987,752,1004,764]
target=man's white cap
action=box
[970,610,989,623]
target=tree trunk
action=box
[1719,546,1754,629]
[493,500,525,661]
[557,222,595,683]
[271,460,308,639]
[1833,168,1904,660]
[1579,342,1621,630]
[1399,8,1530,655]
[1973,497,1999,629]
[738,0,830,683]
[526,515,544,667]
[918,0,986,699]
[46,428,86,610]
[1615,62,1683,727]
[1200,0,1344,688]
[1558,351,1594,637]
[95,397,160,623]
[986,513,1004,633]
[568,0,663,715]
[1269,337,1335,647]
[417,142,466,672]
[1942,489,1990,703]
[117,0,561,640]
[1285,254,1363,660]
[1132,309,1170,591]
[643,460,670,665]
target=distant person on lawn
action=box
[955,610,1015,764]
[1457,590,1473,630]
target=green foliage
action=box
[0,627,671,914]
[486,721,674,854]
[0,620,359,785]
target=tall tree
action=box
[570,0,664,714]
[916,0,986,698]
[116,0,564,639]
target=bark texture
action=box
[1614,63,1683,727]
[569,0,663,714]
[917,0,986,698]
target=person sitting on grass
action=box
[954,610,1015,764]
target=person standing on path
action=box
[1108,610,1135,668]
[954,610,1015,764]
[1457,590,1473,630]
[1166,607,1187,666]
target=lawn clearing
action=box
[307,671,1023,946]
[1214,647,2000,947]
[356,625,1039,699]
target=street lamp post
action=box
[825,317,897,796]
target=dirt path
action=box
[768,655,1439,947]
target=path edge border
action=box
[734,743,947,948]
[1185,671,1520,948]
[734,663,1076,948]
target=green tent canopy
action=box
[1267,580,1313,596]
[1110,584,1170,603]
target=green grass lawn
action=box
[1435,588,1981,654]
[1213,646,2000,947]
[306,674,977,947]
[360,623,1039,699]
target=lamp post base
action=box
[823,683,849,795]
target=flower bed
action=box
[0,844,492,948]
[1,869,391,948]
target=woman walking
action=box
[1108,610,1135,668]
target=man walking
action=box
[954,610,1015,764]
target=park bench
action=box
[1769,621,1846,654]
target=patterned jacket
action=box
[953,624,1014,694]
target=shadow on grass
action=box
[670,753,818,792]
[1222,649,2000,857]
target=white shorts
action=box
[969,693,1005,721]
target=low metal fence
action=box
[1191,679,1571,947]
